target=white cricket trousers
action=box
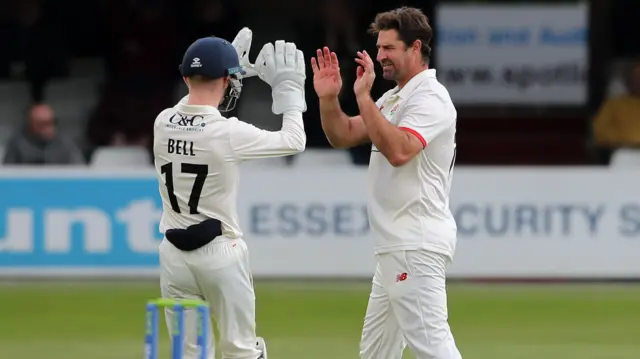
[359,249,463,359]
[159,236,262,359]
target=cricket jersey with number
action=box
[153,96,306,237]
[368,69,458,258]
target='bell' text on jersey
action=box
[153,96,305,238]
[368,69,458,258]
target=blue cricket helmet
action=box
[179,36,246,79]
[179,36,246,112]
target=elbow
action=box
[326,137,349,149]
[324,133,341,148]
[388,153,411,167]
[290,134,306,154]
[293,140,306,154]
[325,133,354,149]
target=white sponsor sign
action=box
[241,167,640,279]
[446,168,640,279]
[0,166,639,279]
[436,4,588,105]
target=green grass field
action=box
[1,281,639,359]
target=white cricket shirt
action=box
[368,69,458,258]
[153,96,306,238]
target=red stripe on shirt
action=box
[399,127,427,148]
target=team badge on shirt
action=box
[380,96,402,124]
[388,103,400,119]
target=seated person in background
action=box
[593,61,640,162]
[3,103,85,165]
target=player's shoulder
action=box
[157,107,175,118]
[408,79,455,110]
[156,106,232,130]
[225,115,241,125]
[154,107,175,128]
[402,86,457,124]
[405,87,447,109]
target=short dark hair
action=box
[368,7,433,63]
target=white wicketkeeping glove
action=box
[255,40,306,114]
[231,27,259,79]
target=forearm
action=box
[319,96,353,148]
[230,111,306,160]
[356,94,406,156]
[277,110,307,154]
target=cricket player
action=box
[153,29,307,359]
[311,7,463,359]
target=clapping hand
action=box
[311,47,343,99]
[353,50,376,97]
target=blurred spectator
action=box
[592,61,640,163]
[85,82,154,150]
[0,0,69,101]
[3,103,85,165]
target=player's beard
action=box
[381,62,397,81]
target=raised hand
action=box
[310,46,342,98]
[353,50,376,97]
[231,27,259,79]
[255,40,307,114]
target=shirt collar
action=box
[175,95,222,116]
[390,69,436,99]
